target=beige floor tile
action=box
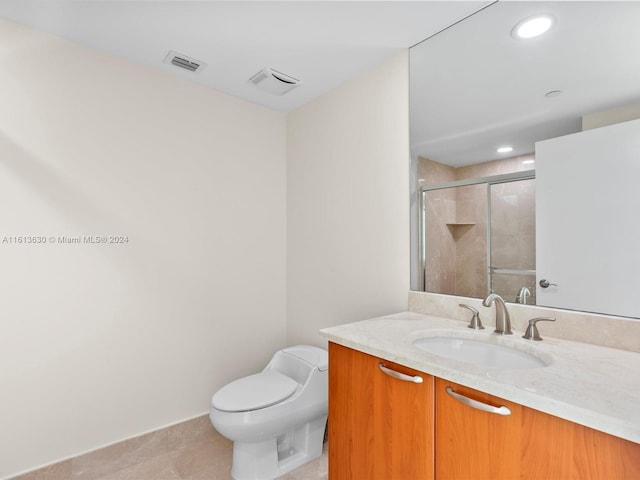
[11,423,327,480]
[181,459,233,480]
[71,430,167,480]
[167,415,221,452]
[92,454,180,480]
[10,460,72,480]
[169,436,232,479]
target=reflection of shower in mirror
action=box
[419,153,535,303]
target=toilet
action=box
[209,345,328,480]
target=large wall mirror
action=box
[410,1,640,318]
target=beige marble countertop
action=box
[320,311,640,444]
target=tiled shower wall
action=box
[452,183,487,298]
[490,178,536,303]
[420,159,456,294]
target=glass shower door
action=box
[488,178,536,304]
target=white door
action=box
[535,119,640,318]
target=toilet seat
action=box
[212,371,298,412]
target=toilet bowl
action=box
[209,345,328,480]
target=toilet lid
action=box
[211,371,298,413]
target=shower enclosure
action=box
[420,169,535,304]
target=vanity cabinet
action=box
[328,342,435,480]
[436,378,640,480]
[329,342,640,480]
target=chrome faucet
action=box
[516,286,531,305]
[482,293,512,335]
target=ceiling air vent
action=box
[249,68,301,95]
[164,51,205,73]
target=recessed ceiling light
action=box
[512,14,555,40]
[522,159,535,165]
[497,146,514,153]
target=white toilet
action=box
[209,345,328,480]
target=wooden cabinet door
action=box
[328,342,435,480]
[520,400,640,480]
[435,378,523,480]
[436,378,640,480]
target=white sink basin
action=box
[413,335,548,369]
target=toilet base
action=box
[230,416,327,480]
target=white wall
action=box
[0,19,287,478]
[0,19,412,479]
[286,52,410,346]
[582,102,640,131]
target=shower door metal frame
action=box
[419,170,535,295]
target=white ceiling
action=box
[0,0,490,112]
[410,1,640,166]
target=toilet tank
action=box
[268,345,328,385]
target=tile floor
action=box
[12,416,328,480]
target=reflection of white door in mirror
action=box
[536,119,640,318]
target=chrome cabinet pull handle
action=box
[378,363,423,384]
[445,386,511,416]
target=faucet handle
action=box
[459,304,484,330]
[522,317,556,341]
